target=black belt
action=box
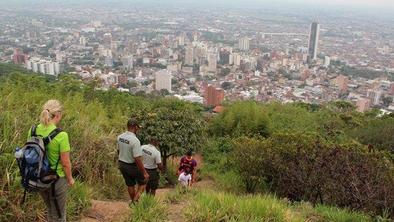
[145,168,158,171]
[119,160,136,165]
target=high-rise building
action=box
[121,55,134,70]
[46,61,55,75]
[335,75,349,93]
[155,69,172,92]
[54,62,60,75]
[390,83,394,95]
[207,53,217,73]
[32,62,39,72]
[308,22,320,61]
[177,34,185,46]
[233,53,241,67]
[204,85,225,107]
[219,49,230,65]
[39,62,46,74]
[185,45,194,65]
[367,90,382,105]
[79,36,87,46]
[324,56,331,67]
[356,98,371,112]
[104,56,113,67]
[12,48,27,64]
[238,37,250,51]
[103,33,112,48]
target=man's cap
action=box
[127,118,141,128]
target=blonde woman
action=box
[28,100,74,222]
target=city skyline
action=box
[0,1,393,113]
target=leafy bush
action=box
[209,101,270,138]
[349,115,394,153]
[230,133,394,217]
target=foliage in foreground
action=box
[0,66,204,221]
[184,190,371,222]
[230,134,394,217]
[0,180,91,222]
[128,194,168,222]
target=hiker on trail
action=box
[178,168,192,188]
[178,150,197,186]
[28,100,74,222]
[117,118,149,203]
[141,137,163,196]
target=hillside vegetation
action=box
[0,63,393,221]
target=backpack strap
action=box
[31,125,37,137]
[43,128,63,146]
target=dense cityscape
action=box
[1,1,393,113]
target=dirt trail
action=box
[80,155,205,222]
[80,200,129,222]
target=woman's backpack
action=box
[15,125,62,200]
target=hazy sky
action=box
[1,0,393,9]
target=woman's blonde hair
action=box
[40,100,63,126]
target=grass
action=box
[128,194,168,222]
[67,181,92,221]
[183,190,373,222]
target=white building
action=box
[26,58,61,76]
[233,53,241,67]
[207,52,217,73]
[238,37,250,51]
[367,90,382,105]
[324,56,331,67]
[32,62,38,72]
[46,61,55,75]
[39,62,46,74]
[185,46,194,65]
[121,55,134,70]
[155,69,172,92]
[79,36,87,46]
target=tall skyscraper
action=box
[208,53,217,73]
[308,22,320,61]
[155,69,172,92]
[238,37,250,51]
[185,45,194,65]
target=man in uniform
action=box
[141,137,163,196]
[117,118,149,202]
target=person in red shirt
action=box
[178,150,197,185]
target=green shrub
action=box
[129,194,167,222]
[209,101,271,138]
[229,133,394,217]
